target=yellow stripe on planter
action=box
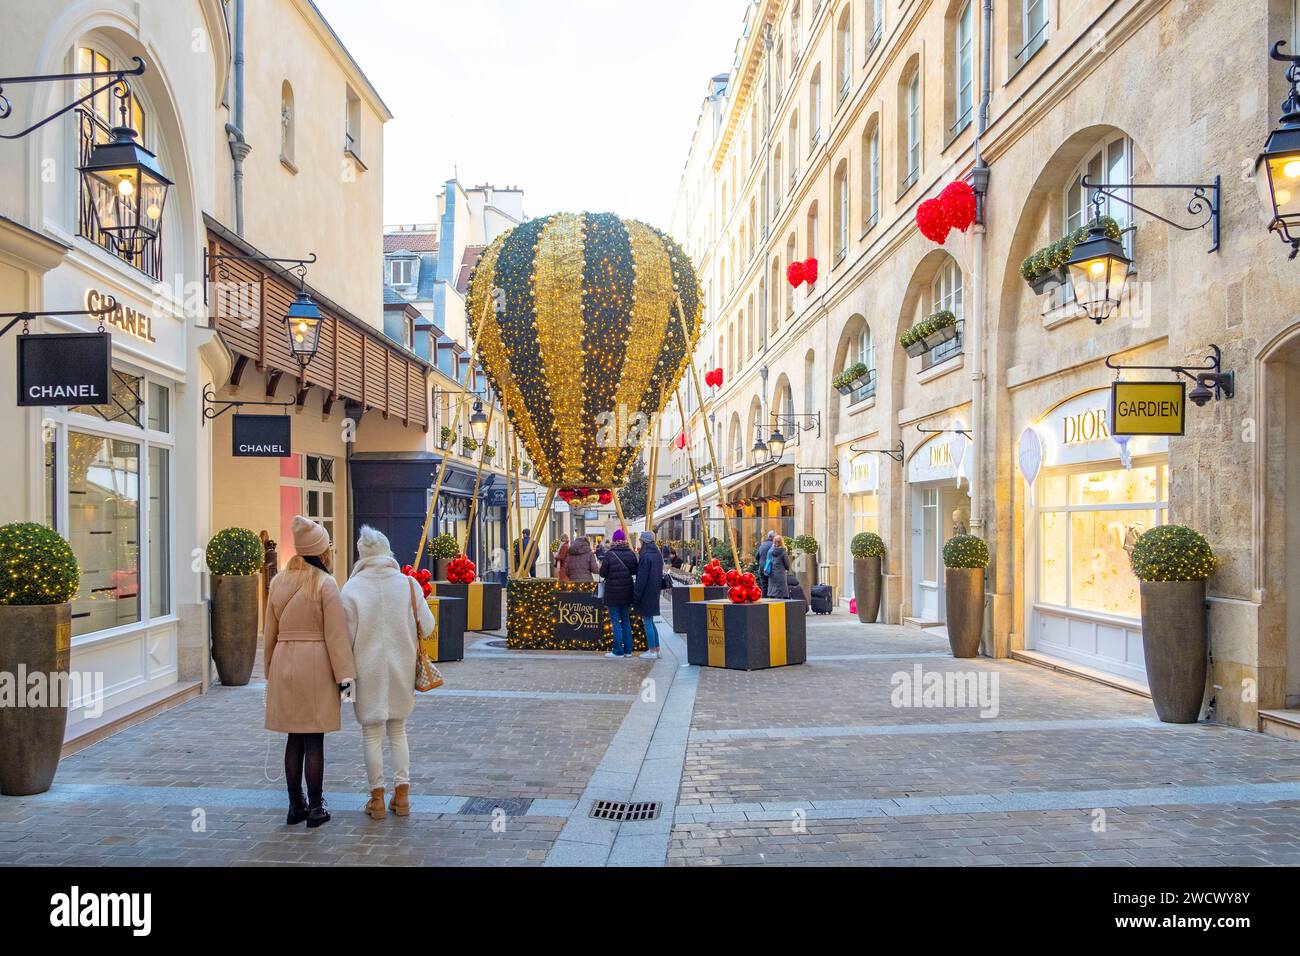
[706,604,726,668]
[424,598,441,660]
[466,584,483,630]
[689,585,704,601]
[767,600,787,667]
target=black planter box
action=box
[685,599,807,670]
[429,581,503,632]
[424,595,466,662]
[1027,266,1068,296]
[505,579,647,651]
[903,338,927,357]
[669,584,730,633]
[921,323,958,350]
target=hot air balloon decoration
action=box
[466,212,702,489]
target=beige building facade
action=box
[660,0,1300,733]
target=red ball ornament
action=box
[940,180,977,233]
[802,257,819,286]
[741,572,755,586]
[786,260,806,287]
[729,587,745,604]
[598,489,613,505]
[916,197,951,245]
[401,564,413,576]
[421,582,432,597]
[748,585,762,602]
[417,568,431,583]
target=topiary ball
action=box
[430,534,461,560]
[206,528,264,576]
[943,534,989,569]
[792,534,819,555]
[0,522,79,606]
[851,532,886,559]
[1129,525,1214,582]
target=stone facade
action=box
[662,0,1300,731]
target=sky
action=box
[313,0,748,229]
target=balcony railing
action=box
[77,108,162,282]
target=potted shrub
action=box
[791,534,819,597]
[850,532,885,624]
[206,527,265,687]
[483,444,496,462]
[460,435,478,457]
[942,534,988,658]
[900,324,928,358]
[438,425,454,450]
[1020,216,1122,295]
[1130,526,1215,724]
[429,533,461,581]
[833,362,872,396]
[0,523,79,796]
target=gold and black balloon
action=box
[466,212,702,488]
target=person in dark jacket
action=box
[754,530,776,594]
[633,531,665,659]
[513,530,538,577]
[766,535,791,598]
[598,529,639,658]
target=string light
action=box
[0,522,80,606]
[506,578,647,652]
[1129,525,1215,582]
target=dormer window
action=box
[390,256,416,286]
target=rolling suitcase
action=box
[810,583,834,614]
[785,573,808,610]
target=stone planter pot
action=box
[903,338,927,357]
[210,574,260,687]
[1139,580,1208,723]
[853,556,882,623]
[0,603,71,796]
[435,558,452,582]
[944,567,984,658]
[921,323,958,351]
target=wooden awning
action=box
[205,219,429,429]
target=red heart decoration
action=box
[916,197,951,245]
[941,180,978,232]
[802,257,819,286]
[786,260,806,287]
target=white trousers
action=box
[361,719,410,791]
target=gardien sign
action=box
[1110,381,1187,436]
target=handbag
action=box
[408,578,443,692]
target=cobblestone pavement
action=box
[3,607,1300,866]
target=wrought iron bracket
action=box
[202,385,296,425]
[798,463,841,478]
[203,250,317,305]
[1081,174,1221,253]
[1104,344,1234,403]
[850,440,904,463]
[0,57,146,140]
[916,425,970,437]
[0,295,119,339]
[770,411,822,437]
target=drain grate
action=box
[460,796,531,816]
[589,799,661,822]
[484,639,508,649]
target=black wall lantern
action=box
[205,250,322,368]
[1259,41,1300,259]
[1,56,171,260]
[1072,170,1220,323]
[468,399,489,445]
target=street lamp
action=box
[284,286,324,366]
[1064,208,1132,324]
[78,101,172,262]
[1259,41,1300,259]
[766,428,787,460]
[469,400,489,445]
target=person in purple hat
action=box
[598,529,639,658]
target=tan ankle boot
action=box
[389,783,410,816]
[365,787,386,820]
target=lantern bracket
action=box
[850,440,905,463]
[1080,174,1220,253]
[201,385,296,425]
[916,425,971,437]
[0,294,119,339]
[203,250,317,305]
[1104,344,1234,404]
[0,57,145,140]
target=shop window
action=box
[282,453,337,565]
[68,433,140,637]
[921,488,938,583]
[1038,464,1168,619]
[148,446,170,617]
[147,381,170,433]
[924,260,964,369]
[71,369,143,427]
[76,45,160,281]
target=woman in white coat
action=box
[341,526,435,820]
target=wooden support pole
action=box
[461,399,496,557]
[676,388,708,562]
[511,431,524,573]
[515,485,556,579]
[675,294,741,570]
[413,391,468,569]
[645,412,661,535]
[504,425,517,578]
[611,490,630,540]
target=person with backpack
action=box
[766,534,791,599]
[598,529,639,658]
[755,530,776,594]
[633,530,665,660]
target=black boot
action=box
[306,798,331,829]
[286,789,309,826]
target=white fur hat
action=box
[356,525,393,560]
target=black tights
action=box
[284,733,325,804]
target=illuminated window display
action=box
[1038,463,1167,618]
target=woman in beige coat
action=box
[341,526,435,820]
[264,516,356,829]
